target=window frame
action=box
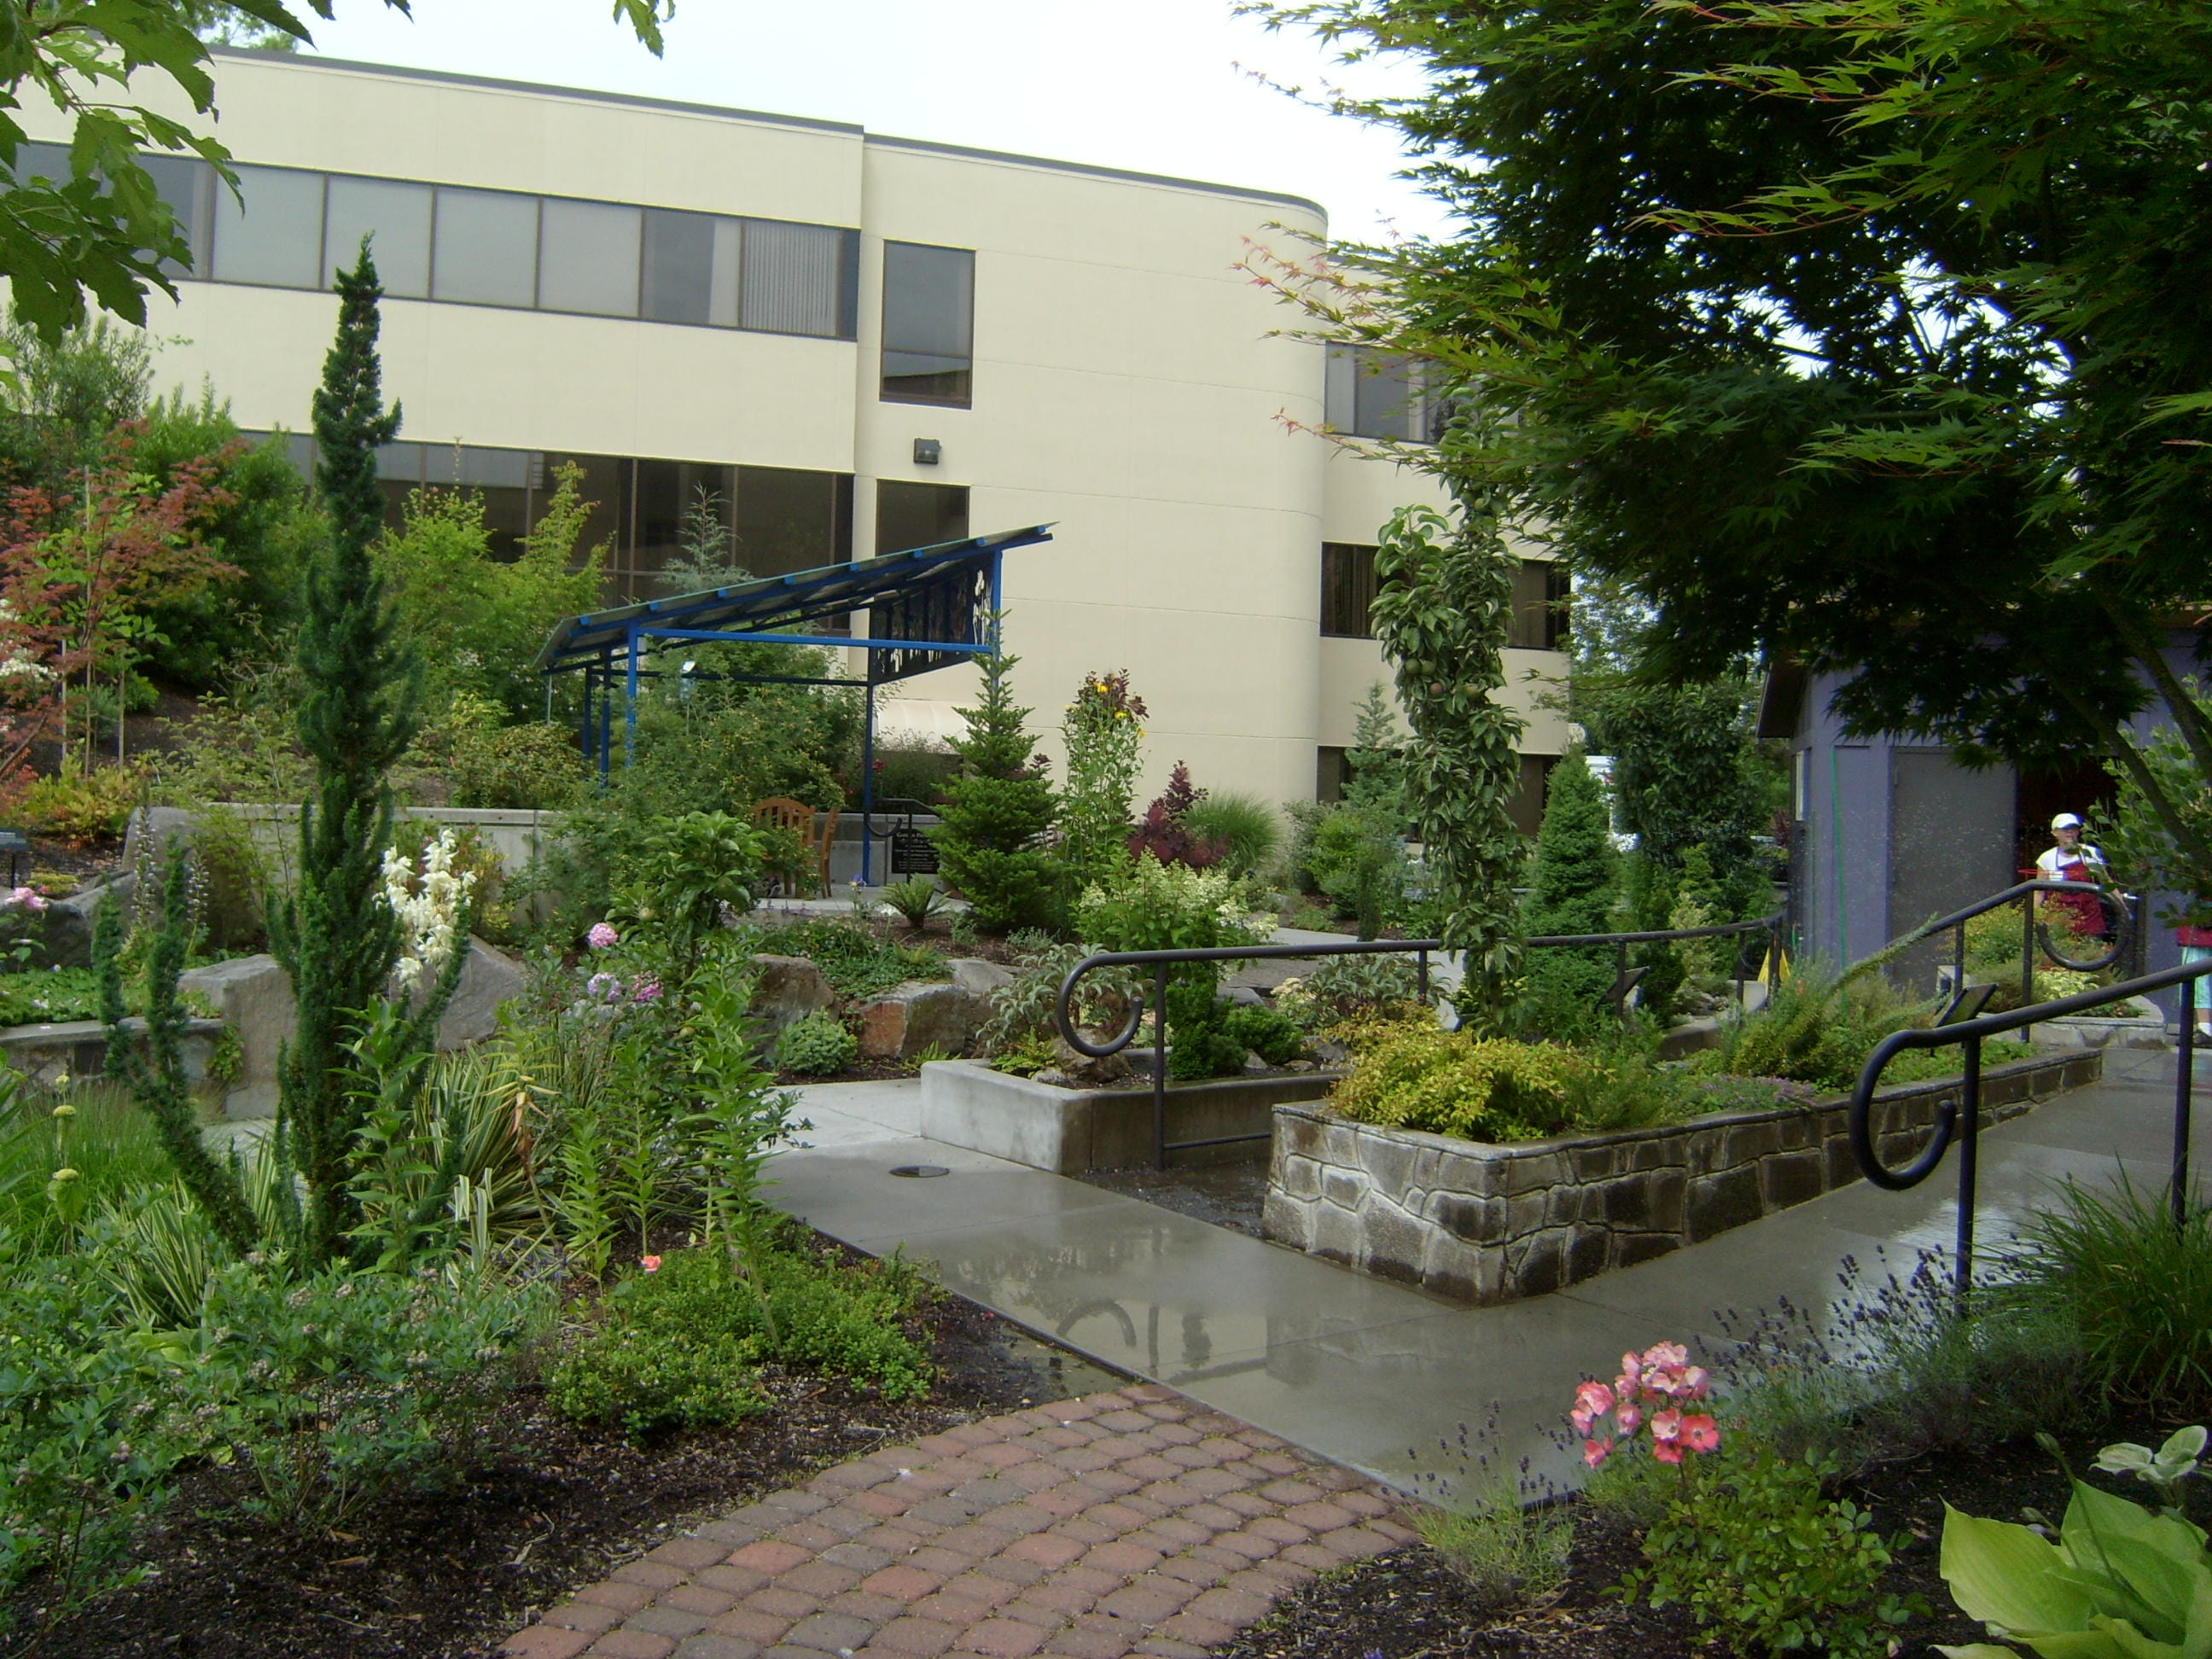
[879,239,975,409]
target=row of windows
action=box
[15,143,862,340]
[251,433,971,603]
[1321,542,1570,649]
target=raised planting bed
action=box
[918,1057,1342,1173]
[1262,1046,2104,1304]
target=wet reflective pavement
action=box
[775,1047,2195,1499]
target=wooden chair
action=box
[752,798,839,896]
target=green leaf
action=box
[1942,1505,2102,1636]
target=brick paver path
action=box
[502,1384,1417,1659]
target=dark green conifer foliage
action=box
[270,242,420,1266]
[929,630,1068,934]
[1521,753,1619,1024]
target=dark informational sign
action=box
[890,825,940,875]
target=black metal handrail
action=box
[1883,878,2136,1002]
[1848,954,2211,1303]
[1054,913,1786,1170]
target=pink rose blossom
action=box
[1583,1437,1611,1469]
[1643,1342,1689,1372]
[1569,1380,1615,1435]
[587,922,618,950]
[1680,1414,1720,1454]
[640,1254,661,1272]
[1614,1402,1642,1435]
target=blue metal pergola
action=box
[535,525,1054,884]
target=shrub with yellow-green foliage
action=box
[1332,1024,1580,1141]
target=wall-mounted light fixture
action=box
[913,438,941,467]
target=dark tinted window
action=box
[737,465,850,577]
[1507,558,1571,650]
[876,480,969,556]
[1325,345,1428,441]
[1321,543,1379,638]
[882,242,974,405]
[643,208,737,326]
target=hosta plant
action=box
[1938,1432,2212,1659]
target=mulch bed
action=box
[1214,1419,2168,1659]
[9,1260,1126,1659]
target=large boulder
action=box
[436,938,524,1049]
[947,957,1015,997]
[853,980,993,1060]
[748,955,837,1031]
[29,874,136,969]
[178,952,295,1119]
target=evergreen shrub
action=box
[773,1012,857,1077]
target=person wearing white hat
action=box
[2035,812,2110,937]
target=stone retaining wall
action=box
[1261,1049,2104,1304]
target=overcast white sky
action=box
[298,0,1452,242]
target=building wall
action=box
[24,49,1566,811]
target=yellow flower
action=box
[49,1103,74,1120]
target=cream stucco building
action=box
[19,49,1570,817]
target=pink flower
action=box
[585,972,623,1001]
[1650,1409,1681,1446]
[1582,1437,1611,1469]
[630,975,662,1004]
[1569,1380,1615,1435]
[1651,1437,1684,1465]
[1617,1350,1643,1395]
[640,1254,661,1272]
[1614,1402,1642,1435]
[1680,1414,1720,1455]
[587,922,618,950]
[1676,1365,1710,1401]
[8,886,45,913]
[1642,1342,1689,1373]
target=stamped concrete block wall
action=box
[1262,1049,2103,1304]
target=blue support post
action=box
[860,665,877,888]
[597,655,613,782]
[624,625,639,770]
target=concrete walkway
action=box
[772,1048,2196,1498]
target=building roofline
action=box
[861,134,1324,218]
[222,47,1329,221]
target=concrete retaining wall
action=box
[1261,1048,2104,1304]
[918,1058,1340,1173]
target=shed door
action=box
[1888,749,2017,992]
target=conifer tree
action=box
[270,242,421,1266]
[929,629,1068,933]
[1520,752,1619,1025]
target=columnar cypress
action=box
[271,242,420,1266]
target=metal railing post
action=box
[2177,977,2197,1228]
[1152,963,1169,1173]
[1417,946,1429,1004]
[1953,1033,1982,1307]
[1953,921,1967,1000]
[2020,895,2036,1046]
